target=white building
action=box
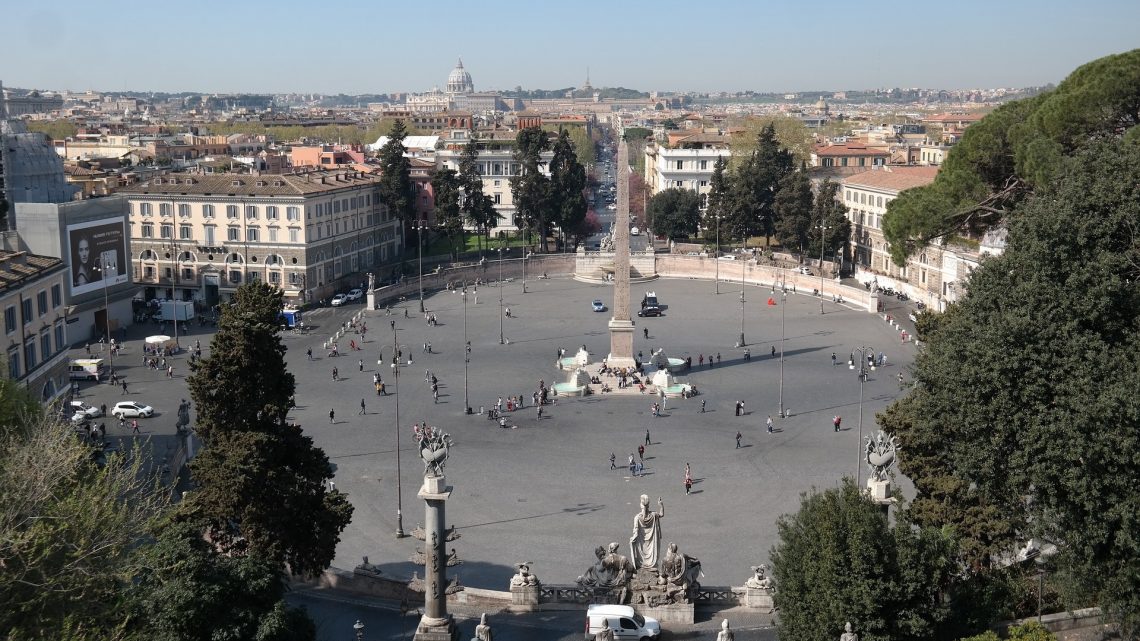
[643,132,730,209]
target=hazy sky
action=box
[2,0,1137,95]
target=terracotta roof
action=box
[122,170,381,197]
[0,250,65,292]
[841,166,940,193]
[813,144,891,157]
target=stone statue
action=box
[717,619,735,641]
[472,612,492,641]
[509,562,538,587]
[367,272,375,292]
[629,495,665,571]
[413,424,453,477]
[745,564,774,591]
[658,542,702,603]
[865,430,898,482]
[176,399,191,431]
[840,622,859,641]
[577,543,633,603]
[594,618,616,641]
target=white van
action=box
[584,604,661,640]
[69,358,108,381]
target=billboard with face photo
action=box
[67,217,129,296]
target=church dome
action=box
[447,58,474,95]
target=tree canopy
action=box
[458,136,500,253]
[646,187,701,240]
[377,119,415,222]
[431,167,463,258]
[549,128,589,249]
[509,127,553,251]
[882,49,1140,263]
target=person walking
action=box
[637,444,645,462]
[833,415,842,432]
[610,452,617,470]
[131,419,140,435]
[716,352,722,365]
[332,367,339,381]
[698,354,704,367]
[735,431,742,449]
[628,453,636,476]
[700,399,706,413]
[121,380,129,395]
[359,399,366,415]
[643,327,649,340]
[307,347,313,361]
[684,465,693,495]
[645,429,651,446]
[358,359,364,372]
[330,409,336,424]
[898,372,905,389]
[766,415,774,434]
[831,352,837,367]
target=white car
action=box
[631,227,640,236]
[112,401,154,419]
[69,401,102,419]
[330,294,348,307]
[346,288,363,301]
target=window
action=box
[40,331,51,363]
[37,291,47,316]
[316,203,323,217]
[700,180,708,187]
[24,340,36,372]
[286,206,300,221]
[266,205,279,220]
[140,202,152,216]
[845,190,852,202]
[289,228,299,243]
[700,160,708,170]
[493,180,501,187]
[144,266,155,279]
[164,267,172,280]
[246,205,258,219]
[229,270,242,284]
[203,204,215,218]
[227,205,239,219]
[178,203,191,217]
[51,284,61,307]
[227,228,240,241]
[494,193,501,204]
[179,225,192,240]
[54,323,64,355]
[676,160,683,170]
[246,228,259,242]
[160,203,172,216]
[876,196,883,208]
[204,226,216,245]
[269,271,281,284]
[160,224,173,239]
[22,298,32,324]
[182,268,194,280]
[4,306,15,333]
[289,272,302,284]
[7,349,18,378]
[268,228,278,242]
[333,200,341,214]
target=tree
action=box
[126,521,316,641]
[728,115,814,166]
[184,282,352,577]
[622,127,652,143]
[771,480,957,641]
[431,167,463,259]
[879,141,1140,631]
[509,127,552,251]
[704,155,731,244]
[26,119,78,142]
[458,136,499,255]
[646,188,701,240]
[773,167,814,255]
[0,410,167,640]
[882,49,1140,263]
[805,180,851,269]
[549,129,588,250]
[726,124,793,244]
[377,119,415,223]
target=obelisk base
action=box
[607,319,637,370]
[413,615,458,641]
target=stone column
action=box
[607,140,636,369]
[414,474,458,641]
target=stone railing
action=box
[367,253,576,310]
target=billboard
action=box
[67,217,129,297]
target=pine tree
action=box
[509,127,552,251]
[549,129,588,250]
[377,119,414,223]
[431,167,463,260]
[458,136,499,255]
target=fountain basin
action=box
[663,384,691,399]
[552,382,588,397]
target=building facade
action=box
[122,170,399,305]
[0,246,71,401]
[643,133,731,209]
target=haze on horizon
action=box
[1,0,1137,95]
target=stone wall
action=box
[368,254,576,309]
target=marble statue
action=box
[658,542,702,603]
[840,622,859,641]
[630,495,665,570]
[865,430,898,482]
[717,619,735,641]
[577,543,634,603]
[594,618,616,641]
[745,564,774,591]
[176,399,191,431]
[413,424,453,477]
[509,562,538,587]
[472,612,492,641]
[367,272,375,292]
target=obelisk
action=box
[607,141,637,369]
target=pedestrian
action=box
[628,453,636,476]
[700,399,706,413]
[767,415,774,434]
[771,345,776,357]
[735,431,742,448]
[167,365,174,378]
[643,327,649,339]
[739,400,745,415]
[698,354,704,367]
[131,419,140,435]
[645,429,651,446]
[358,359,364,372]
[833,415,842,432]
[332,367,339,381]
[427,342,432,353]
[734,401,741,417]
[638,444,645,461]
[684,468,693,495]
[375,382,382,396]
[897,372,905,389]
[85,343,91,355]
[330,409,336,424]
[496,396,503,413]
[610,452,617,470]
[831,352,837,367]
[424,341,429,353]
[433,387,439,404]
[100,403,107,417]
[404,308,409,318]
[716,352,721,364]
[121,380,128,395]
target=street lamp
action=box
[415,219,428,313]
[778,290,786,417]
[462,287,470,415]
[522,250,528,293]
[497,240,507,345]
[391,320,405,538]
[848,346,876,484]
[738,235,746,347]
[353,619,365,641]
[714,214,721,295]
[818,223,830,315]
[165,239,180,349]
[93,263,116,372]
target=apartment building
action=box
[811,143,891,169]
[121,170,398,306]
[0,247,71,401]
[643,132,731,208]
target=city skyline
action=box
[1,0,1137,95]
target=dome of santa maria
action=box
[447,58,474,95]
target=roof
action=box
[121,170,381,197]
[0,250,65,292]
[923,112,986,123]
[813,144,891,157]
[841,166,940,193]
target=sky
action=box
[2,0,1138,95]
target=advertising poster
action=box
[67,217,129,296]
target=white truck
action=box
[158,300,195,322]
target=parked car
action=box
[112,401,154,419]
[346,288,363,301]
[592,299,607,312]
[330,294,348,307]
[631,227,640,236]
[798,267,813,275]
[637,307,662,317]
[69,401,102,419]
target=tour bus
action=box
[68,358,109,381]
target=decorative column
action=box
[409,426,461,641]
[607,140,636,369]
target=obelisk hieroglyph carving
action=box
[607,140,637,369]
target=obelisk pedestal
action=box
[607,139,637,369]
